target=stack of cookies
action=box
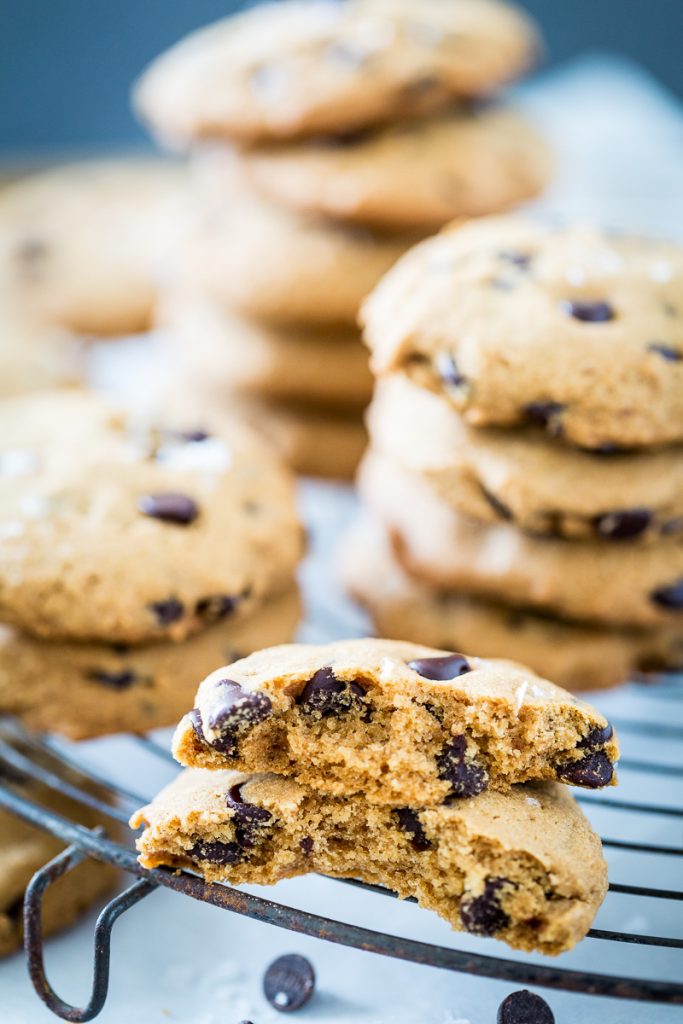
[132,638,617,955]
[343,215,683,692]
[0,390,304,739]
[134,0,550,478]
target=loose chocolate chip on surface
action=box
[87,668,137,691]
[297,667,367,718]
[651,579,683,610]
[497,989,555,1024]
[138,492,199,525]
[149,597,185,626]
[190,839,243,865]
[408,654,471,680]
[481,487,512,521]
[563,299,615,322]
[523,401,565,429]
[195,594,239,622]
[648,342,682,362]
[436,352,468,390]
[593,507,652,540]
[263,954,315,1013]
[188,708,207,744]
[394,808,431,851]
[460,877,510,936]
[437,735,488,798]
[207,680,272,754]
[578,723,613,748]
[556,751,614,788]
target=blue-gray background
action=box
[1,0,681,154]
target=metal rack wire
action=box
[0,670,681,1022]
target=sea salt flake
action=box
[526,796,541,807]
[513,681,529,714]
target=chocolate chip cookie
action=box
[362,217,683,448]
[173,637,618,806]
[131,767,607,955]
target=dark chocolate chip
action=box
[499,250,532,269]
[651,579,683,610]
[188,708,207,744]
[648,342,682,362]
[592,507,652,540]
[556,751,614,788]
[296,667,367,718]
[226,783,272,848]
[578,723,613,749]
[138,492,199,525]
[436,352,468,390]
[5,895,24,924]
[460,877,510,936]
[195,594,239,622]
[437,735,488,799]
[523,401,566,430]
[178,429,210,442]
[87,668,138,691]
[189,839,243,865]
[497,989,555,1024]
[299,836,314,856]
[408,654,471,680]
[394,808,431,851]
[263,954,315,1013]
[481,487,513,521]
[149,597,185,625]
[563,299,615,322]
[207,680,272,755]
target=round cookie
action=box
[362,217,683,449]
[0,159,185,336]
[369,376,683,542]
[159,290,373,410]
[242,105,551,230]
[359,450,683,629]
[340,518,683,691]
[0,587,301,740]
[0,390,303,643]
[0,302,84,397]
[181,160,421,326]
[134,0,539,146]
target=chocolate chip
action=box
[556,751,614,788]
[263,954,315,1013]
[497,989,555,1024]
[481,487,512,521]
[408,654,471,680]
[436,353,468,391]
[523,401,565,430]
[296,667,367,718]
[648,342,682,362]
[437,735,488,799]
[206,680,272,755]
[563,299,615,322]
[189,839,243,865]
[394,808,431,851]
[499,250,532,269]
[593,507,651,540]
[149,597,184,625]
[460,877,510,936]
[138,492,199,525]
[195,594,239,622]
[188,708,207,744]
[651,579,683,610]
[226,783,272,848]
[178,429,210,442]
[578,723,613,748]
[5,895,24,924]
[87,668,138,691]
[300,836,314,856]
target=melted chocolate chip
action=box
[523,401,565,430]
[87,668,137,691]
[189,708,207,744]
[648,342,681,362]
[436,353,468,391]
[189,839,243,865]
[437,735,488,799]
[481,487,512,521]
[149,597,184,625]
[460,877,510,936]
[563,299,615,323]
[394,808,431,851]
[195,594,239,622]
[593,508,652,540]
[497,989,555,1024]
[408,654,471,680]
[226,783,272,848]
[296,667,367,718]
[138,492,199,525]
[207,680,272,755]
[556,751,614,788]
[578,723,613,748]
[263,954,315,1013]
[651,579,683,610]
[300,836,314,856]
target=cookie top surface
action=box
[0,390,303,643]
[369,375,683,542]
[0,303,83,397]
[0,159,185,335]
[362,216,683,448]
[134,0,539,145]
[242,105,550,229]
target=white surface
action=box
[3,56,683,1024]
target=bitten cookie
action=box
[0,391,303,643]
[0,159,184,336]
[368,376,683,542]
[241,106,550,230]
[0,588,301,741]
[360,451,683,629]
[134,0,539,145]
[362,217,683,449]
[173,638,618,806]
[132,768,607,956]
[340,519,683,691]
